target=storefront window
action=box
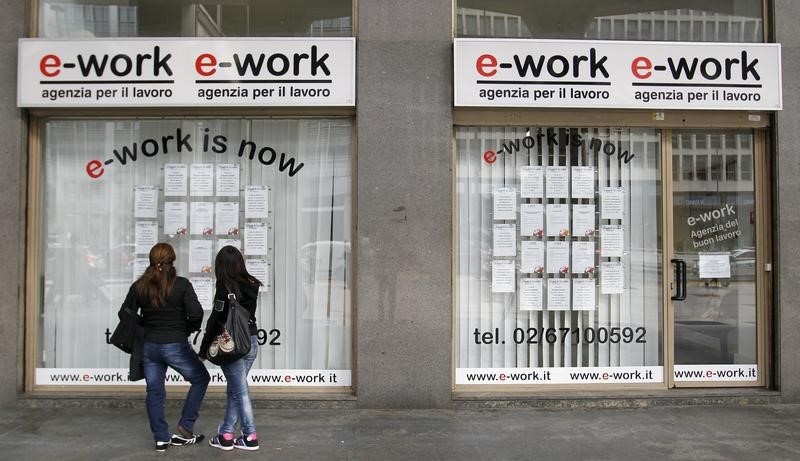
[39,0,353,37]
[36,118,352,387]
[455,126,663,386]
[456,1,763,42]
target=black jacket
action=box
[118,276,204,343]
[199,279,259,359]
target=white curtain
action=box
[40,118,352,372]
[455,126,662,370]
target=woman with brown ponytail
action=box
[117,242,210,452]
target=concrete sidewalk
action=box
[2,404,800,460]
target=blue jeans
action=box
[219,335,259,435]
[142,341,210,442]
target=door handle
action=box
[671,258,687,301]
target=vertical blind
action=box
[40,118,352,373]
[455,127,662,371]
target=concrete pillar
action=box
[774,0,800,401]
[0,0,26,404]
[356,0,453,408]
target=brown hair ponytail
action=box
[135,242,177,307]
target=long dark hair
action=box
[215,245,263,299]
[134,242,177,308]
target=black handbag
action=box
[110,305,141,354]
[207,290,251,365]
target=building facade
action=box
[1,0,799,408]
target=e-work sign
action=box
[454,38,782,110]
[18,38,355,107]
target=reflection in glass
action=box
[39,0,352,37]
[456,1,763,42]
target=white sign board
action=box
[454,38,782,110]
[18,38,355,107]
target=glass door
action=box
[670,130,761,386]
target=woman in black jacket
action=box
[200,245,263,451]
[118,242,210,452]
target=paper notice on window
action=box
[134,221,158,255]
[163,202,188,236]
[572,241,596,275]
[520,203,544,238]
[571,166,595,199]
[245,258,270,292]
[491,259,516,293]
[164,164,188,196]
[572,278,596,311]
[190,202,214,236]
[600,225,624,257]
[217,238,241,252]
[216,164,240,197]
[519,278,543,311]
[546,204,570,237]
[133,258,149,281]
[545,166,569,199]
[493,187,517,220]
[698,252,732,279]
[520,240,545,274]
[520,166,544,198]
[215,202,240,236]
[245,185,269,219]
[190,164,214,197]
[189,240,213,273]
[600,187,625,220]
[547,278,570,311]
[493,223,517,257]
[244,222,269,256]
[546,240,569,274]
[572,204,596,238]
[190,277,214,310]
[134,186,158,219]
[600,261,625,294]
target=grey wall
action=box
[1,0,25,405]
[356,0,453,408]
[775,0,800,401]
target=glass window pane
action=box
[711,155,723,181]
[696,156,708,181]
[39,1,353,37]
[693,21,703,40]
[465,13,478,36]
[706,21,717,41]
[641,20,652,40]
[614,19,625,40]
[741,155,753,180]
[653,20,665,39]
[627,19,639,40]
[455,1,763,42]
[455,126,663,386]
[673,155,680,180]
[726,155,738,180]
[37,118,353,387]
[672,130,757,372]
[493,16,505,36]
[679,21,690,40]
[710,134,722,149]
[725,134,737,149]
[718,21,730,41]
[696,134,707,149]
[682,155,695,180]
[667,20,678,40]
[508,17,520,37]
